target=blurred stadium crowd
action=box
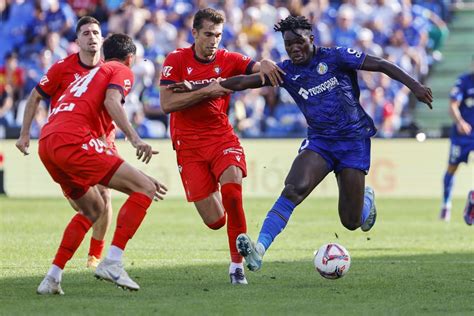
[0,0,453,139]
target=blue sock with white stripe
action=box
[257,196,296,251]
[443,172,454,206]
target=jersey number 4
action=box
[69,67,100,97]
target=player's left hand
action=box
[413,84,433,109]
[167,80,193,93]
[259,58,286,87]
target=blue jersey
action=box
[277,47,376,140]
[450,72,474,142]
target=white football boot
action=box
[37,275,64,295]
[95,258,140,291]
[236,234,263,272]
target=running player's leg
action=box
[336,169,366,230]
[238,149,330,271]
[38,186,105,295]
[219,165,247,284]
[441,164,458,221]
[95,161,160,291]
[88,185,113,267]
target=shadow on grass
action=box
[1,253,473,316]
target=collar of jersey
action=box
[191,44,217,64]
[77,53,101,69]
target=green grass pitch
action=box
[1,196,473,315]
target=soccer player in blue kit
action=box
[439,62,474,225]
[169,15,433,271]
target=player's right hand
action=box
[206,79,232,98]
[16,135,30,156]
[131,138,158,164]
[259,58,286,86]
[147,176,168,201]
[456,120,472,135]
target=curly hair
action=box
[274,15,312,35]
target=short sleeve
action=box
[225,51,255,76]
[335,47,366,71]
[449,77,464,102]
[160,51,182,85]
[35,61,63,99]
[108,65,134,98]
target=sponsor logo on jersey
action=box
[188,77,223,85]
[242,56,249,60]
[162,66,173,77]
[187,67,193,75]
[124,79,132,91]
[291,75,301,81]
[297,77,339,100]
[214,66,221,74]
[346,48,362,58]
[39,75,49,86]
[223,147,243,156]
[317,62,328,75]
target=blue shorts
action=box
[299,137,371,174]
[448,139,474,165]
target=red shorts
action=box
[176,136,247,202]
[38,133,124,200]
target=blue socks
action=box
[443,172,454,206]
[257,196,296,251]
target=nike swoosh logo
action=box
[109,272,120,281]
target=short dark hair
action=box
[103,33,136,61]
[193,8,225,30]
[274,15,312,35]
[76,16,100,35]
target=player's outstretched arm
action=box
[104,88,158,164]
[15,89,44,155]
[361,55,433,109]
[168,73,268,94]
[160,81,232,114]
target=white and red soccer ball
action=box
[313,243,351,279]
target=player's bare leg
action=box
[219,165,247,284]
[440,164,458,221]
[88,185,113,268]
[194,192,226,228]
[238,150,329,271]
[38,187,106,295]
[95,162,164,291]
[337,169,376,231]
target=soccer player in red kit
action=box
[159,8,282,284]
[36,33,167,295]
[15,16,112,268]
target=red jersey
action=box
[36,53,102,107]
[40,61,134,141]
[160,45,255,149]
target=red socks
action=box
[206,213,226,230]
[221,183,247,263]
[53,213,93,269]
[111,192,152,250]
[88,237,105,258]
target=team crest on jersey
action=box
[124,79,131,91]
[162,66,173,77]
[39,75,49,86]
[317,62,328,75]
[214,66,221,74]
[187,67,193,75]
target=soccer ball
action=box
[313,243,351,279]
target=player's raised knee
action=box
[340,218,361,231]
[281,183,307,205]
